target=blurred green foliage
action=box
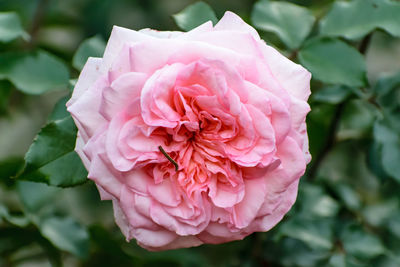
[1,0,400,266]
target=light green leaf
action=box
[0,204,30,227]
[18,116,87,187]
[373,120,400,182]
[320,0,400,40]
[299,38,367,87]
[374,72,400,132]
[17,181,61,212]
[0,50,69,94]
[299,183,340,218]
[279,217,333,250]
[341,225,385,259]
[39,216,89,258]
[334,184,362,211]
[72,35,106,71]
[0,12,28,43]
[328,253,346,267]
[362,199,398,227]
[251,0,315,50]
[338,99,377,140]
[173,1,218,31]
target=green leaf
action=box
[374,72,400,132]
[0,80,12,115]
[17,181,61,212]
[362,199,398,227]
[387,214,400,238]
[0,157,24,181]
[320,0,400,40]
[328,253,346,267]
[298,38,367,87]
[279,217,333,250]
[334,184,362,211]
[18,116,87,187]
[298,183,340,218]
[338,99,376,140]
[173,1,218,31]
[48,95,71,122]
[341,225,385,260]
[88,225,138,265]
[0,12,28,43]
[0,50,69,95]
[0,204,30,227]
[39,216,89,258]
[251,0,315,50]
[268,238,330,267]
[312,85,352,104]
[72,35,106,71]
[373,120,400,182]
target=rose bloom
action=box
[67,12,311,251]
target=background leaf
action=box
[72,35,106,71]
[373,120,400,182]
[173,1,218,31]
[39,216,89,258]
[18,116,87,187]
[320,0,400,40]
[299,38,367,87]
[312,85,353,104]
[251,0,315,50]
[0,50,69,95]
[0,12,28,43]
[341,225,385,260]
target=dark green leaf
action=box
[48,95,71,122]
[0,157,24,181]
[341,225,385,260]
[251,0,315,50]
[18,116,87,187]
[39,216,89,258]
[298,38,367,87]
[0,80,12,115]
[0,50,69,95]
[307,103,336,157]
[87,225,138,265]
[72,35,106,71]
[173,1,218,31]
[320,0,400,40]
[267,238,330,267]
[0,12,28,43]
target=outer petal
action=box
[214,11,260,41]
[261,45,311,101]
[102,26,153,71]
[68,75,108,139]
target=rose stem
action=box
[158,146,179,172]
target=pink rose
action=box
[67,11,311,251]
